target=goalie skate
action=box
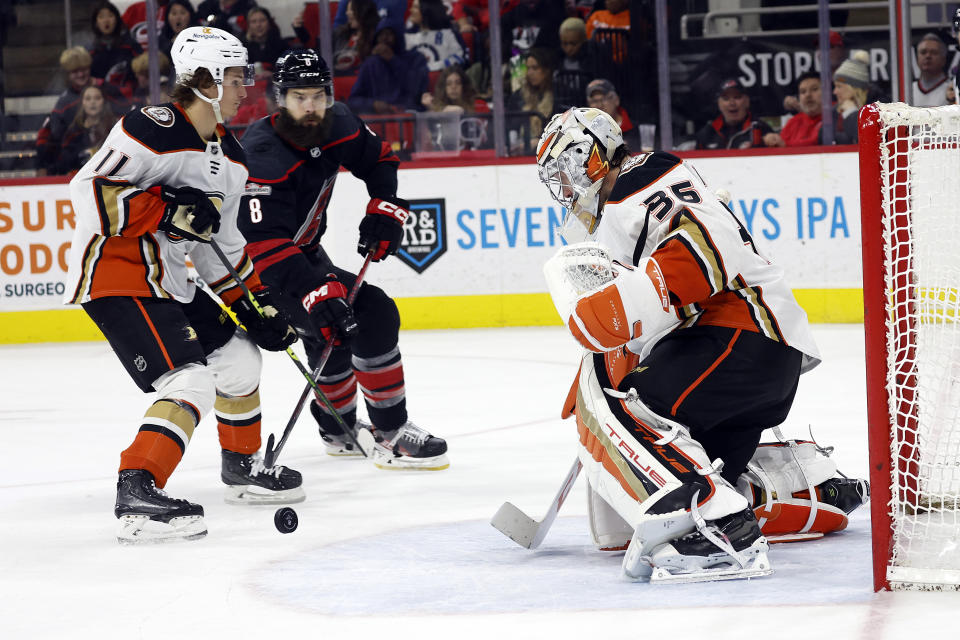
[370,421,449,471]
[221,449,305,505]
[625,508,772,584]
[115,469,207,544]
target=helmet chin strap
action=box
[191,84,224,124]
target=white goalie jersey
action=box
[576,151,821,371]
[64,103,256,307]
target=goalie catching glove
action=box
[231,286,299,352]
[302,275,359,343]
[358,196,411,261]
[157,185,221,243]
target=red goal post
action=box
[860,102,960,592]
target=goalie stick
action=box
[264,250,374,466]
[208,239,365,459]
[491,457,582,548]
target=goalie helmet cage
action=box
[860,102,960,592]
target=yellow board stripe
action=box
[0,289,866,344]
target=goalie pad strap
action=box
[754,499,848,536]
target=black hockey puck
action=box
[274,507,298,533]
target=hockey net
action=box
[860,102,960,591]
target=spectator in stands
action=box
[558,17,601,76]
[585,78,640,150]
[332,0,407,30]
[243,6,287,72]
[585,0,630,38]
[912,32,950,107]
[53,85,118,175]
[159,0,197,58]
[422,65,487,113]
[196,0,252,38]
[331,0,381,74]
[553,17,603,111]
[128,51,172,106]
[36,47,130,174]
[830,50,869,144]
[89,2,141,81]
[506,47,555,154]
[121,0,167,48]
[450,0,488,34]
[780,71,822,147]
[501,0,564,56]
[348,20,429,114]
[405,0,466,71]
[695,78,783,150]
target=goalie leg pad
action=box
[737,441,869,540]
[574,352,751,578]
[587,479,633,551]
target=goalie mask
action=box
[537,108,623,243]
[171,26,254,123]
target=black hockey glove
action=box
[301,275,359,343]
[231,286,299,352]
[358,196,411,261]
[157,185,221,243]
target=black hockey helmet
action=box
[272,49,334,107]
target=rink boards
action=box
[0,149,862,343]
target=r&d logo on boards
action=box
[398,198,446,274]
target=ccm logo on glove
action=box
[370,198,411,223]
[302,281,348,313]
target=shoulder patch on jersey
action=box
[141,106,175,127]
[244,182,272,196]
[608,151,684,203]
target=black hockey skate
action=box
[114,469,206,544]
[310,401,367,457]
[638,508,772,584]
[221,449,305,505]
[817,476,870,514]
[371,421,449,471]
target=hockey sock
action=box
[312,369,359,434]
[120,398,199,488]
[353,347,406,429]
[215,388,262,455]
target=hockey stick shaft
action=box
[490,456,582,549]
[208,239,358,452]
[266,250,375,465]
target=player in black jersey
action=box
[239,49,449,471]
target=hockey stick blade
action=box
[490,457,582,549]
[264,433,277,468]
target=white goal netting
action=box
[872,103,960,589]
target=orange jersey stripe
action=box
[85,235,167,299]
[134,297,175,370]
[670,328,740,417]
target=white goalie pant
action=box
[574,352,749,570]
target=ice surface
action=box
[2,325,960,639]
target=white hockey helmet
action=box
[537,107,623,242]
[170,26,254,123]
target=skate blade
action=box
[647,551,773,584]
[490,502,538,548]
[223,485,306,505]
[767,532,825,544]
[116,514,207,544]
[371,450,450,471]
[325,447,364,457]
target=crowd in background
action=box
[31,0,960,175]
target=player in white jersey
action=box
[536,108,867,582]
[65,26,303,544]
